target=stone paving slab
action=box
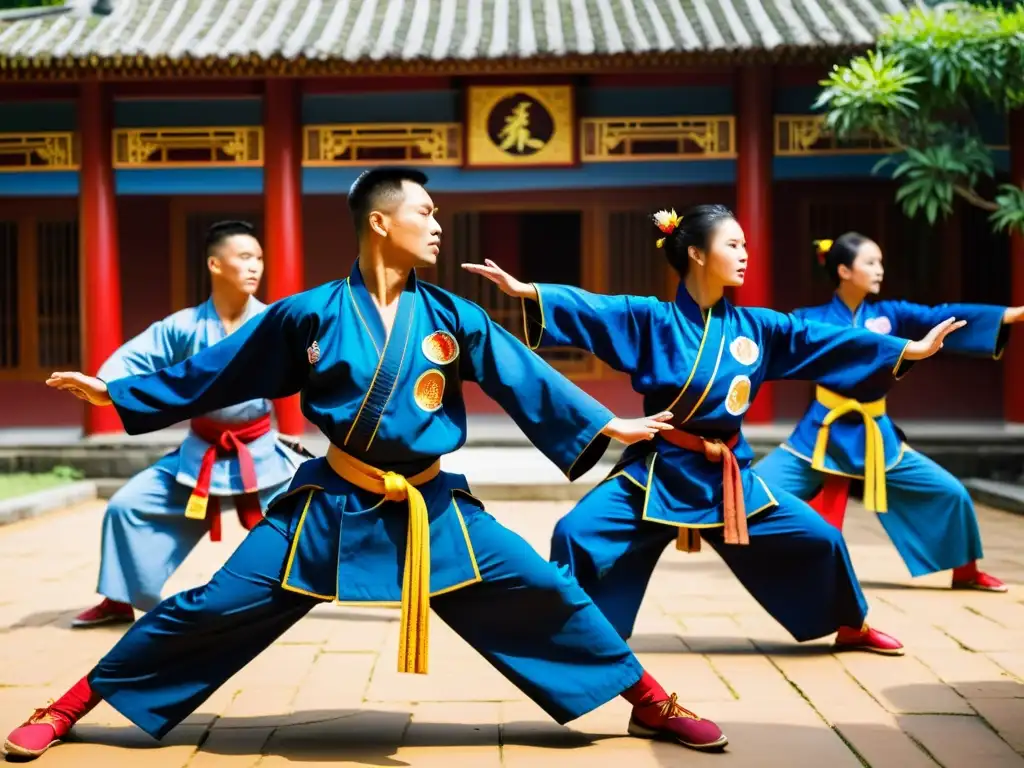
[0,496,1022,766]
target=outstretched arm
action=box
[764,310,965,389]
[884,300,1014,359]
[456,299,672,481]
[47,296,318,435]
[461,260,654,374]
[96,313,191,381]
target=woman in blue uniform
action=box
[755,232,1024,593]
[463,205,963,656]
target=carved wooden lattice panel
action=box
[426,211,592,376]
[36,220,80,369]
[0,222,17,369]
[608,211,669,299]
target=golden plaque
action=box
[466,85,575,167]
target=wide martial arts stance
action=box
[463,205,962,657]
[5,169,729,761]
[756,232,1023,593]
[73,220,307,628]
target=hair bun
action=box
[813,238,833,266]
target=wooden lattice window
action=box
[0,215,80,380]
[426,211,595,378]
[36,220,80,369]
[0,222,18,371]
[608,211,673,300]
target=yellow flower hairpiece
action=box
[813,238,833,266]
[653,208,682,249]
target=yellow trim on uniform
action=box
[682,329,726,424]
[346,278,381,357]
[326,444,440,675]
[665,306,712,415]
[811,386,888,512]
[892,341,911,380]
[521,284,546,351]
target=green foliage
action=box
[816,2,1024,234]
[0,0,64,8]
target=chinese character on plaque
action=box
[465,85,575,168]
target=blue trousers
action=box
[89,504,643,740]
[97,452,289,611]
[550,475,868,642]
[755,447,983,577]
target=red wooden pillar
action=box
[263,79,306,436]
[79,81,123,435]
[1006,110,1024,423]
[735,65,774,423]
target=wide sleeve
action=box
[96,315,189,381]
[883,300,1008,359]
[521,283,653,374]
[106,296,319,435]
[460,301,614,481]
[763,310,915,390]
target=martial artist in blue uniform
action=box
[6,169,730,762]
[73,221,307,628]
[463,205,963,658]
[756,232,1024,593]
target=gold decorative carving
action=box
[0,132,78,171]
[466,85,574,167]
[580,116,735,161]
[112,127,262,167]
[774,115,892,156]
[303,123,461,166]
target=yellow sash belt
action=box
[326,444,440,675]
[811,386,888,513]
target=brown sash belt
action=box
[660,430,749,553]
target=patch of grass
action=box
[0,465,84,501]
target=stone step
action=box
[963,478,1024,516]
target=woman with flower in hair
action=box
[755,232,1024,594]
[463,205,962,658]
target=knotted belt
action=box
[811,386,888,513]
[660,430,748,554]
[326,443,440,675]
[185,414,271,541]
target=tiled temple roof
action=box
[0,0,912,78]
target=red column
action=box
[263,78,306,436]
[1006,110,1024,423]
[79,81,123,435]
[735,65,774,423]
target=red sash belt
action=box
[660,430,749,553]
[185,414,271,542]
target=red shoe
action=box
[71,598,135,628]
[952,571,1008,593]
[834,624,904,656]
[4,705,73,760]
[627,693,728,751]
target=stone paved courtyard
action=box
[1,498,1023,766]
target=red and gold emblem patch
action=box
[413,369,446,412]
[421,331,460,366]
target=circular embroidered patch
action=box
[413,369,446,412]
[725,375,752,416]
[422,330,460,366]
[729,336,759,366]
[864,316,892,335]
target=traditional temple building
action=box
[0,0,1020,438]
